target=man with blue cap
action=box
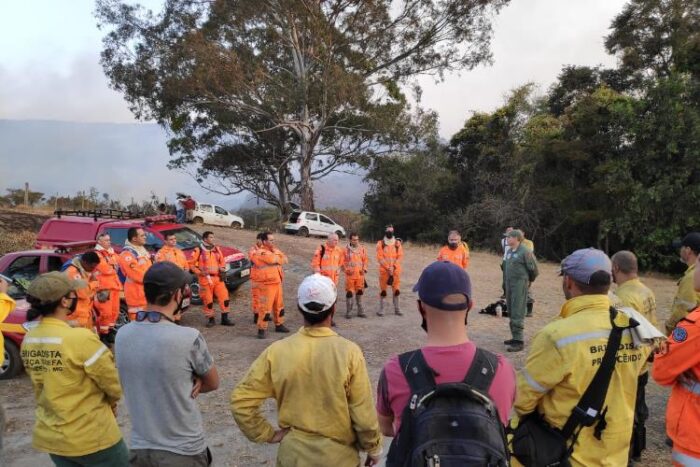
[511,248,650,467]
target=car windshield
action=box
[161,227,202,250]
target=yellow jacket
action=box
[612,278,658,374]
[513,295,649,467]
[230,326,382,467]
[665,264,700,334]
[0,292,15,356]
[21,317,123,456]
[522,239,534,253]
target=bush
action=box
[321,208,366,237]
[236,208,282,232]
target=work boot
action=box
[206,317,216,328]
[220,313,235,326]
[275,324,290,333]
[393,295,403,316]
[253,313,258,325]
[346,297,354,319]
[507,340,524,352]
[503,339,517,345]
[257,329,266,339]
[356,295,367,318]
[378,296,385,316]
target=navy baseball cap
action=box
[412,261,472,311]
[559,248,612,284]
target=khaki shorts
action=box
[129,447,211,467]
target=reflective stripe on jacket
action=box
[514,295,649,467]
[654,307,700,459]
[376,240,402,273]
[311,244,345,283]
[190,246,225,276]
[21,317,122,456]
[344,245,368,278]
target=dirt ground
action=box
[1,226,679,466]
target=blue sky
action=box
[0,0,627,208]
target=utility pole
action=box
[24,182,29,206]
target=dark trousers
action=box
[629,372,649,463]
[49,439,129,467]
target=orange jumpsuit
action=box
[155,245,189,322]
[653,307,700,465]
[94,248,122,334]
[64,262,98,331]
[311,244,345,285]
[155,245,189,270]
[344,245,368,295]
[118,247,152,320]
[377,240,403,295]
[437,243,470,269]
[190,245,229,318]
[252,246,287,330]
[249,244,263,321]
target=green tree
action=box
[4,188,44,207]
[96,0,509,211]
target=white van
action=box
[284,211,346,237]
[192,203,245,228]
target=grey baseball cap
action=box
[559,248,612,284]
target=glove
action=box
[387,275,394,286]
[96,290,110,303]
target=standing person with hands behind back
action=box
[377,224,404,316]
[21,272,128,467]
[116,262,219,467]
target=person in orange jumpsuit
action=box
[376,225,403,316]
[311,233,345,285]
[252,232,289,339]
[155,232,190,323]
[94,233,123,336]
[343,232,368,319]
[249,233,264,325]
[436,230,470,269]
[653,307,700,466]
[63,250,100,331]
[118,227,153,321]
[190,231,234,328]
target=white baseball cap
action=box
[297,274,337,313]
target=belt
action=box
[681,378,700,396]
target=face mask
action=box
[385,232,394,239]
[66,297,78,315]
[174,288,186,315]
[448,242,458,249]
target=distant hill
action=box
[0,119,367,212]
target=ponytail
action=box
[25,295,62,321]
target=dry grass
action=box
[0,230,36,255]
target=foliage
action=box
[364,0,700,271]
[320,208,367,237]
[1,188,45,207]
[96,0,509,213]
[236,207,282,232]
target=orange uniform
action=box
[437,243,470,269]
[376,239,403,294]
[118,246,152,320]
[190,245,229,318]
[249,244,263,321]
[93,247,122,334]
[653,307,700,465]
[155,245,189,322]
[64,261,98,331]
[311,244,345,285]
[344,245,369,294]
[251,246,287,330]
[154,245,189,270]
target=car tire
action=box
[231,221,242,229]
[335,230,344,238]
[193,217,204,224]
[115,301,129,331]
[298,227,309,237]
[0,340,22,380]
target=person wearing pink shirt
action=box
[376,261,516,440]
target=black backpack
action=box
[386,348,509,467]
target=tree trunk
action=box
[299,142,315,211]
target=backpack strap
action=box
[463,348,499,393]
[398,350,437,395]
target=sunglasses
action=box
[135,311,174,323]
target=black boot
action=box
[503,339,517,345]
[507,340,524,352]
[257,329,266,339]
[275,324,290,333]
[206,317,216,328]
[253,313,258,325]
[220,313,235,326]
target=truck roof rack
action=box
[54,209,144,221]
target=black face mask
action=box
[448,242,458,249]
[66,297,78,315]
[174,287,186,315]
[385,232,394,239]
